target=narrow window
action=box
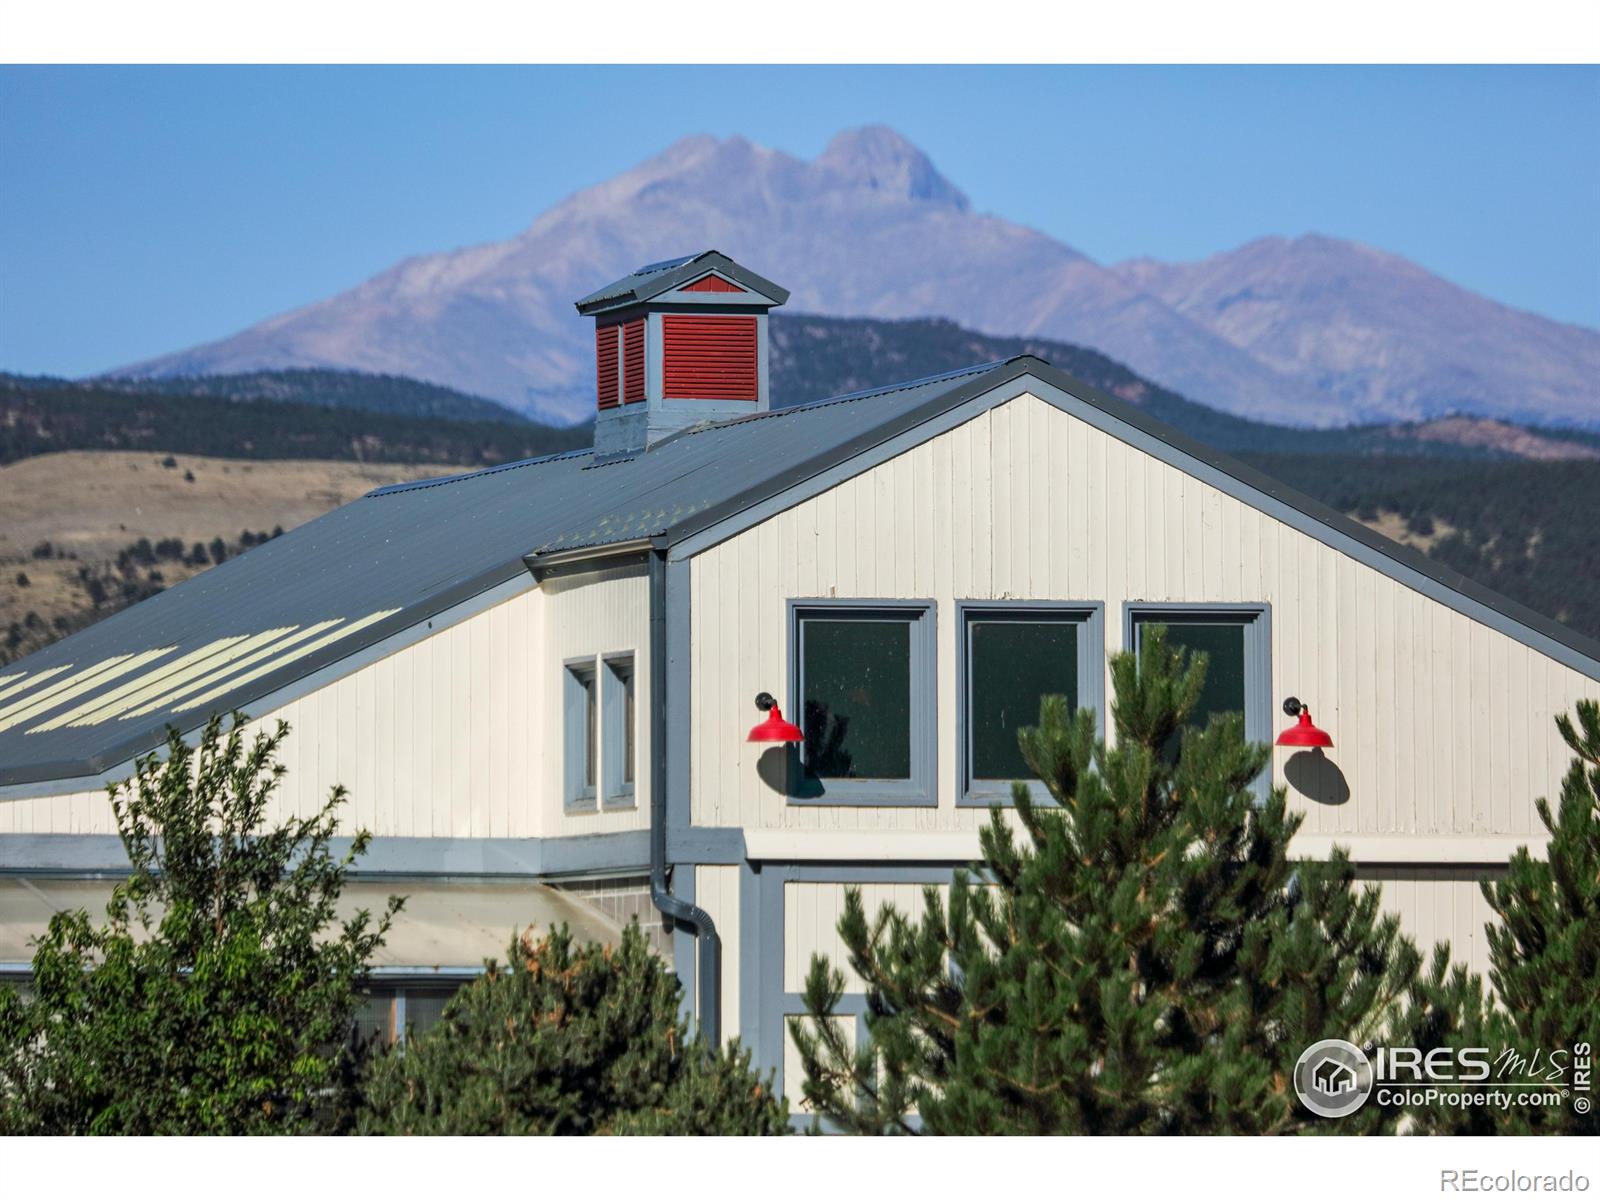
[603,655,636,807]
[565,661,598,809]
[959,604,1103,804]
[790,603,935,806]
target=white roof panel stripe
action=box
[174,611,399,714]
[121,620,343,721]
[0,666,71,707]
[94,627,301,726]
[33,636,253,732]
[0,650,172,733]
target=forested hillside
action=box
[0,374,587,468]
[87,367,528,423]
[770,315,1600,461]
[1241,455,1600,643]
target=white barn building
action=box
[2,252,1596,1100]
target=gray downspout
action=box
[648,548,721,1045]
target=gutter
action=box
[523,539,654,582]
[647,549,722,1044]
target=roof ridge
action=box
[365,446,592,498]
[690,359,1012,435]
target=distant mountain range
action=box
[110,125,1599,431]
[26,307,1600,468]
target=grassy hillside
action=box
[0,374,588,468]
[0,452,466,665]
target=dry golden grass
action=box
[0,451,467,663]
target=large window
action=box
[789,602,936,806]
[959,603,1104,804]
[564,660,598,810]
[353,982,464,1049]
[1126,605,1270,785]
[603,654,637,807]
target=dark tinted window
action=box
[1136,618,1247,760]
[801,617,912,781]
[969,619,1079,781]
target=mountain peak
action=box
[816,125,969,210]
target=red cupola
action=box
[574,251,789,457]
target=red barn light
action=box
[747,692,803,744]
[1276,697,1333,749]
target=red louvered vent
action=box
[622,319,646,404]
[595,324,620,410]
[663,315,758,401]
[683,274,746,294]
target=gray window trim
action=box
[755,863,956,1129]
[1123,602,1273,800]
[563,656,599,812]
[956,601,1105,807]
[602,652,637,810]
[786,598,937,807]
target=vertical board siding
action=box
[689,392,1599,843]
[696,865,741,1039]
[3,566,651,841]
[541,563,652,838]
[1,586,546,838]
[783,881,946,991]
[1360,867,1505,980]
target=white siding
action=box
[1,562,651,840]
[688,392,1599,854]
[783,881,946,991]
[540,563,651,838]
[1361,867,1505,981]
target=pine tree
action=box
[1406,699,1600,1135]
[0,716,399,1135]
[793,627,1428,1134]
[357,922,789,1135]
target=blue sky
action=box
[1,65,1595,378]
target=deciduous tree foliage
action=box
[793,627,1430,1134]
[357,922,788,1135]
[0,717,399,1135]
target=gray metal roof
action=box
[0,362,998,786]
[574,250,790,315]
[1,354,1596,790]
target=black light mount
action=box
[754,692,778,712]
[1282,696,1306,718]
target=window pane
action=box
[1138,619,1247,763]
[621,663,635,785]
[583,673,597,789]
[352,991,394,1047]
[970,619,1078,781]
[801,617,912,781]
[402,988,456,1041]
